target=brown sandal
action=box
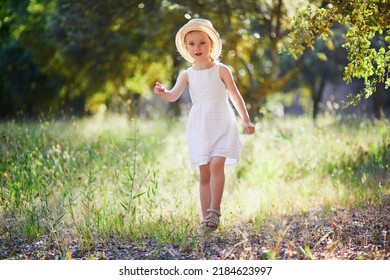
[201,209,221,232]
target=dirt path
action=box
[1,199,389,260]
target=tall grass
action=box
[0,114,389,252]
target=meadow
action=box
[0,114,389,259]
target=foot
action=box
[201,209,221,232]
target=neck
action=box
[192,58,215,70]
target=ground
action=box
[1,197,389,260]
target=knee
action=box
[210,157,226,173]
[199,165,211,185]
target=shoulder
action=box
[218,63,233,76]
[217,62,230,71]
[177,69,189,84]
[218,63,234,80]
[176,68,190,77]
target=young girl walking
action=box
[154,18,255,232]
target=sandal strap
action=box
[207,208,221,216]
[204,214,219,224]
[201,209,221,229]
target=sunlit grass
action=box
[0,114,389,254]
[217,116,389,260]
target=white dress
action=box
[187,63,241,168]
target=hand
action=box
[243,122,255,135]
[154,82,166,95]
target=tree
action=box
[0,0,62,117]
[0,0,176,117]
[288,0,389,110]
[48,0,186,114]
[3,0,387,118]
[298,25,348,119]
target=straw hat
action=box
[175,18,222,63]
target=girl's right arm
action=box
[154,70,188,102]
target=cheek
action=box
[186,44,194,52]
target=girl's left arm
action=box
[220,64,255,134]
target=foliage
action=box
[0,0,389,117]
[0,0,174,116]
[49,1,168,103]
[0,0,319,117]
[0,0,62,116]
[288,0,390,105]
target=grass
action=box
[0,114,389,259]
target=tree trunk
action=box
[311,77,326,120]
[372,83,385,119]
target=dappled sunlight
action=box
[75,114,132,141]
[0,115,389,259]
[221,116,389,225]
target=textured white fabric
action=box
[187,63,241,168]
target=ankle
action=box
[207,208,221,216]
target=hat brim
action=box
[175,19,222,63]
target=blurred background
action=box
[1,0,389,120]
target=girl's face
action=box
[185,31,214,62]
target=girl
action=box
[154,18,255,232]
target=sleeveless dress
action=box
[187,63,241,168]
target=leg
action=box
[201,156,226,230]
[209,156,226,213]
[199,163,211,220]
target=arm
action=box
[154,70,188,102]
[220,64,255,135]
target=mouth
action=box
[195,52,203,56]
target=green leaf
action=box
[132,192,146,200]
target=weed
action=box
[0,115,388,259]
